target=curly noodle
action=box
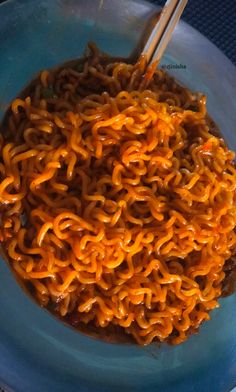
[0,43,236,345]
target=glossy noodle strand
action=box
[0,44,236,345]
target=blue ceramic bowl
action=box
[0,1,236,391]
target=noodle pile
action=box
[0,44,236,345]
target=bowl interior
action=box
[0,1,236,392]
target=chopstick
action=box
[141,0,188,87]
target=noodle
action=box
[0,43,236,345]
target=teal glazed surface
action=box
[0,1,236,391]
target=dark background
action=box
[0,0,235,64]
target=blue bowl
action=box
[0,1,236,391]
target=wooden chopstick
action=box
[141,0,180,64]
[150,0,188,66]
[141,0,188,87]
